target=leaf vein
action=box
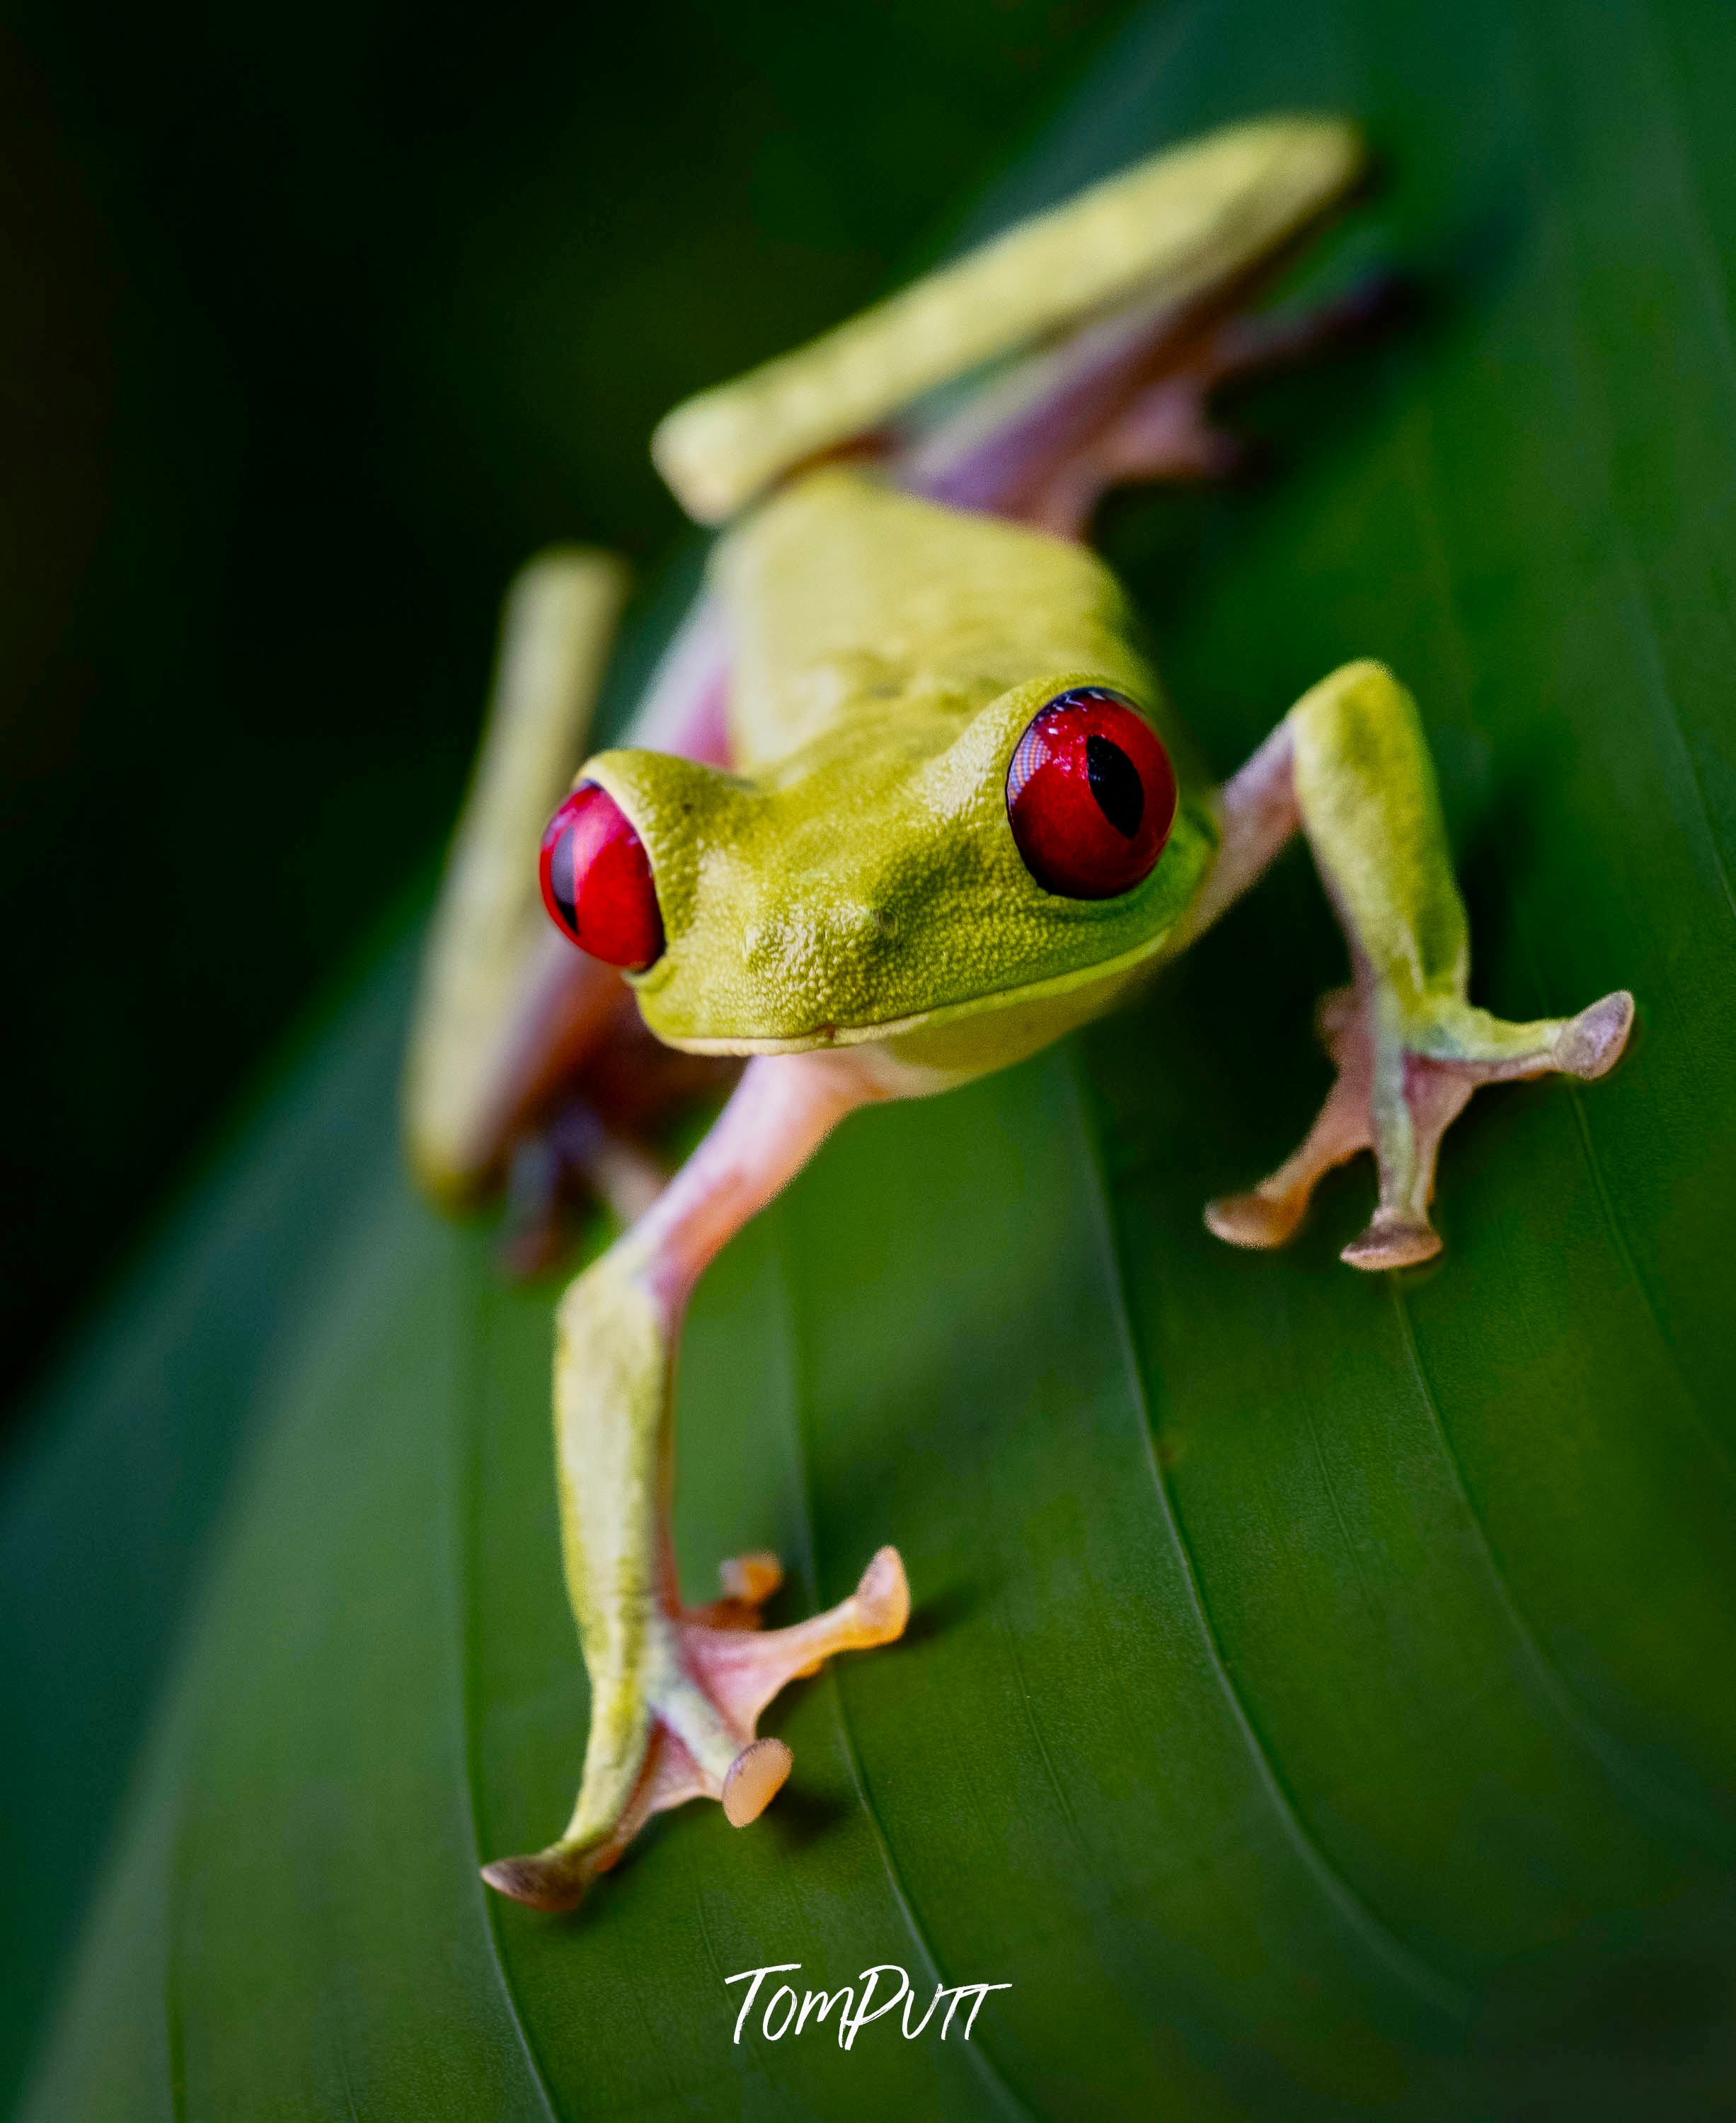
[1067,1052,1473,2025]
[457,1248,566,2123]
[1391,303,1736,1490]
[1553,1033,1736,1487]
[773,1236,1040,2123]
[1389,1282,1736,1857]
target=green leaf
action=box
[8,0,1736,2114]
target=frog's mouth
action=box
[638,914,1184,1060]
[595,776,1221,1059]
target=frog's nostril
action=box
[539,783,665,970]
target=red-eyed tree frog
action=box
[403,117,1633,1911]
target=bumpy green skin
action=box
[585,470,1218,1086]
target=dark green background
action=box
[0,0,1125,1419]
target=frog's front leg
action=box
[1189,661,1633,1268]
[481,1049,911,1911]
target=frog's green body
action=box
[406,117,1634,1913]
[591,468,1216,1084]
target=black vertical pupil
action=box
[1085,734,1144,838]
[551,827,581,936]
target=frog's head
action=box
[541,672,1217,1062]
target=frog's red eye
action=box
[1006,688,1177,899]
[539,783,665,970]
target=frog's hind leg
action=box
[406,547,737,1267]
[498,995,741,1275]
[907,273,1402,540]
[653,117,1369,526]
[499,1064,669,1277]
[1193,662,1633,1268]
[406,548,636,1212]
[1018,277,1402,539]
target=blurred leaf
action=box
[8,0,1736,2115]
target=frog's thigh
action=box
[1207,660,1633,1269]
[405,548,632,1207]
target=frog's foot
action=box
[1206,982,1633,1270]
[500,1103,669,1277]
[481,1545,909,1912]
[497,1025,741,1277]
[1011,277,1406,540]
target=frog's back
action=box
[714,468,1159,771]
